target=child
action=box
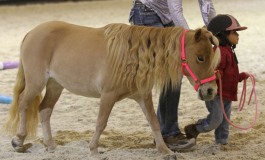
[184,14,249,145]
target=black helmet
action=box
[207,14,247,35]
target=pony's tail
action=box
[2,60,42,138]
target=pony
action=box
[3,21,220,156]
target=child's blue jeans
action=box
[196,95,232,144]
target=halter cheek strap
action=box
[181,29,216,91]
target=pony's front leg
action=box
[89,92,116,156]
[134,93,173,155]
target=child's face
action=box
[227,30,239,45]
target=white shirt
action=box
[139,0,216,29]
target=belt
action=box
[133,0,155,12]
[134,0,143,5]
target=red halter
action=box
[181,29,217,91]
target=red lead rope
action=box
[218,73,259,130]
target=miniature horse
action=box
[3,21,220,155]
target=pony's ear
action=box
[202,25,207,29]
[206,31,219,46]
[194,29,202,42]
[194,28,219,46]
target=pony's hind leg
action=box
[39,78,63,152]
[12,83,45,152]
[89,92,116,156]
[133,93,173,155]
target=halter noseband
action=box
[181,29,217,91]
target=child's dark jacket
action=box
[215,45,248,101]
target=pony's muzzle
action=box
[198,84,217,101]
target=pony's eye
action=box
[197,56,205,63]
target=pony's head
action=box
[183,28,220,101]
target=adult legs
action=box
[157,85,181,137]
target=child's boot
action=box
[184,124,199,139]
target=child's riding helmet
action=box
[207,14,247,35]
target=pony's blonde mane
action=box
[212,46,221,71]
[104,24,184,93]
[104,24,220,94]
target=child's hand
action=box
[241,72,250,80]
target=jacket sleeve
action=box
[198,0,216,26]
[167,0,189,29]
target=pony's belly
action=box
[65,87,101,98]
[66,80,102,98]
[50,71,103,98]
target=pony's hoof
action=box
[11,140,32,153]
[90,149,100,157]
[158,148,174,155]
[45,146,56,153]
[163,154,177,160]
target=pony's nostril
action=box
[207,88,213,95]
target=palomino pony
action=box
[3,21,220,155]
